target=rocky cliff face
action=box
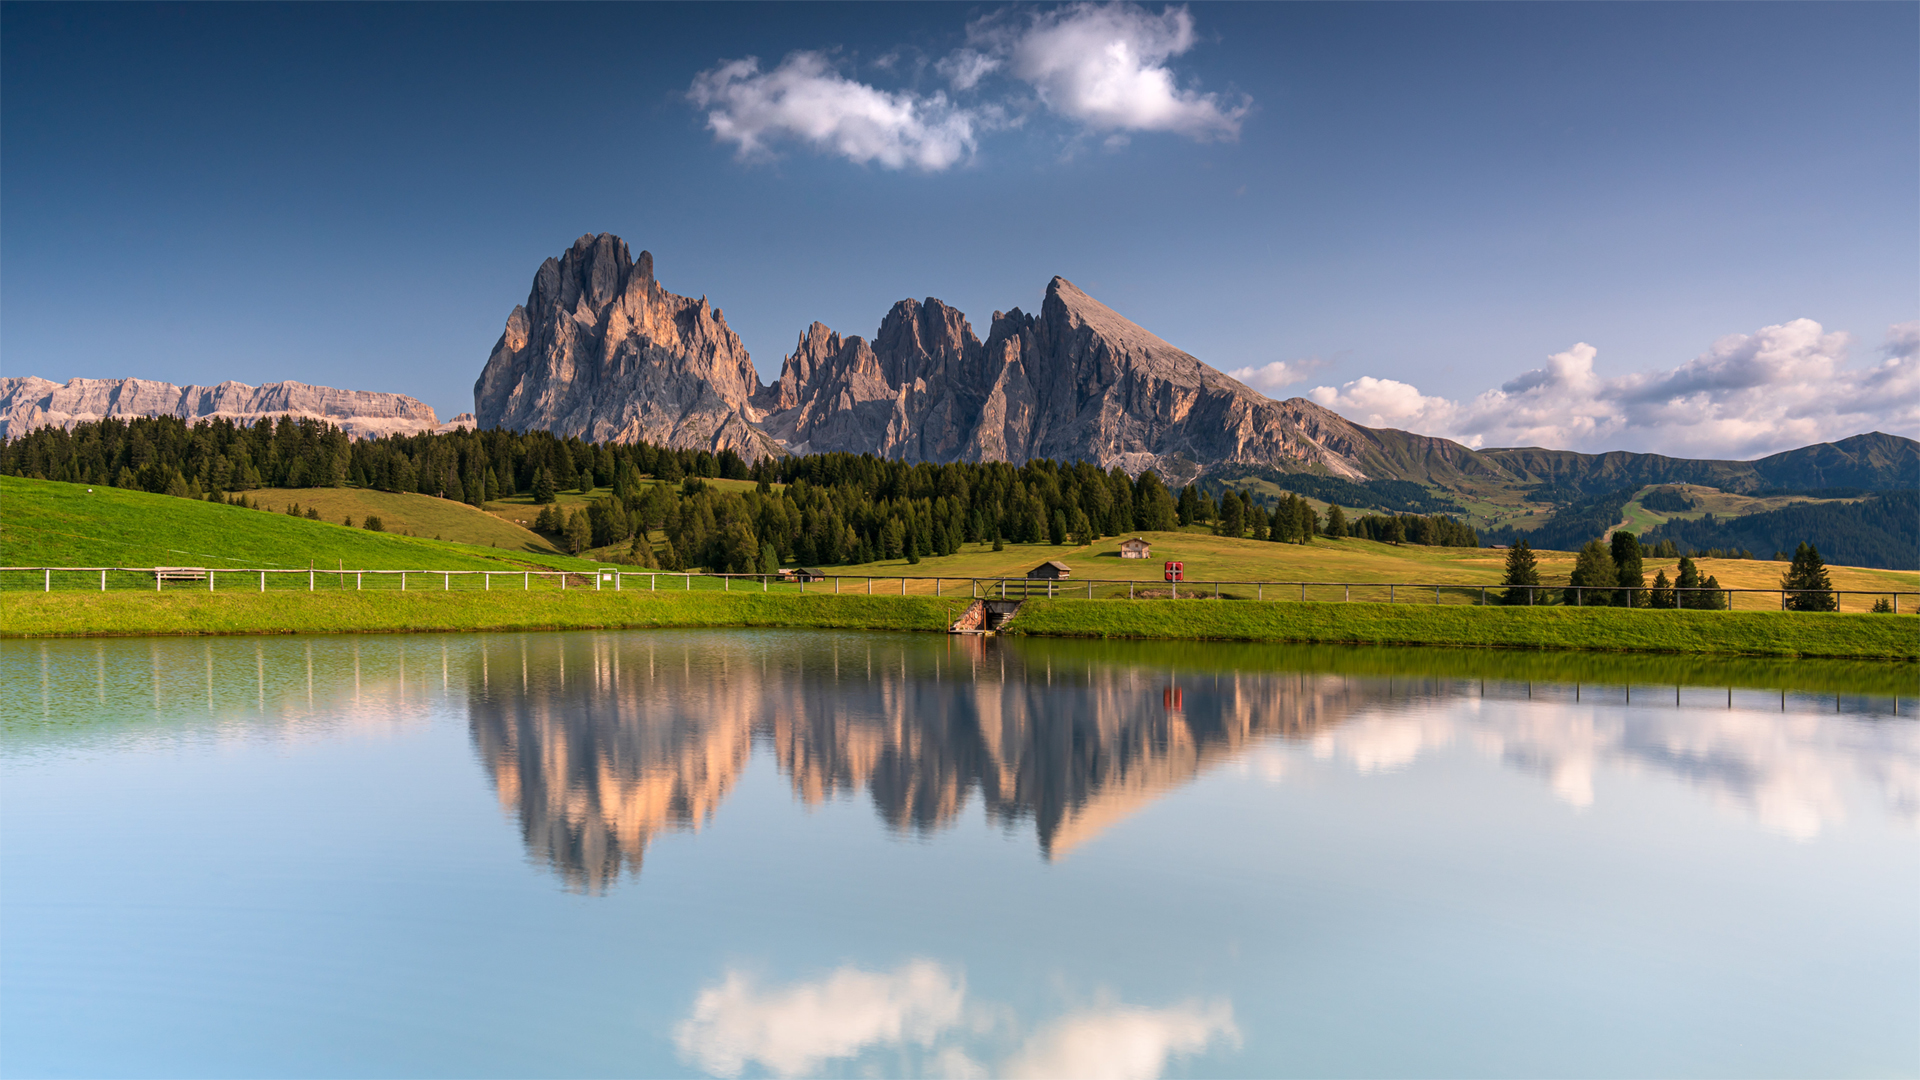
[471,233,1508,482]
[759,276,1494,483]
[473,234,778,459]
[0,376,442,440]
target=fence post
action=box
[1345,585,1350,602]
[209,570,215,593]
[868,578,873,595]
[357,572,362,591]
[445,573,450,591]
[45,568,51,592]
[1049,580,1055,599]
[936,579,941,597]
[401,572,406,591]
[310,570,314,592]
[902,578,907,596]
[684,573,689,591]
[1435,586,1440,604]
[1481,586,1486,605]
[485,573,491,591]
[561,573,566,591]
[650,573,656,591]
[724,575,728,592]
[597,573,603,592]
[260,571,266,592]
[1388,585,1394,604]
[102,569,107,592]
[1130,581,1135,600]
[1301,583,1306,601]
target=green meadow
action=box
[0,476,596,573]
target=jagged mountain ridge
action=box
[0,376,463,441]
[473,234,778,460]
[474,233,1504,483]
[472,234,1917,492]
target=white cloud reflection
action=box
[675,960,966,1077]
[674,960,1234,1079]
[1307,698,1920,840]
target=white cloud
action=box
[1226,358,1324,392]
[989,3,1248,139]
[1308,319,1920,459]
[688,53,979,171]
[691,5,1247,170]
[937,48,1002,92]
[674,960,967,1077]
[1003,1001,1238,1080]
[1882,320,1920,360]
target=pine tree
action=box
[1050,508,1068,545]
[1781,542,1837,611]
[1294,499,1317,544]
[1249,500,1268,541]
[1675,556,1705,608]
[991,522,1004,552]
[1325,504,1347,540]
[760,541,779,577]
[532,468,556,505]
[1649,569,1675,609]
[565,509,592,555]
[1701,574,1729,610]
[1610,530,1646,607]
[1070,508,1094,547]
[1218,493,1245,538]
[1500,539,1542,605]
[1565,540,1617,606]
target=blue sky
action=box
[3,2,1914,458]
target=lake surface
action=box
[3,631,1915,1079]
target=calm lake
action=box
[2,631,1915,1078]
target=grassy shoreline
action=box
[1,592,1913,659]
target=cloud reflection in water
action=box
[673,960,1235,1080]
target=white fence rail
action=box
[3,567,1913,613]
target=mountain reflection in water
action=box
[463,631,1916,892]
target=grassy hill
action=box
[0,476,597,574]
[249,487,561,554]
[818,529,1918,611]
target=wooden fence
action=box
[3,567,1914,614]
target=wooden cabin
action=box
[1027,560,1072,580]
[1118,537,1152,559]
[787,567,828,583]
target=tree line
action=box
[4,415,1492,571]
[1495,532,1734,609]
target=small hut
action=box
[1027,560,1072,580]
[788,567,828,583]
[1119,537,1152,559]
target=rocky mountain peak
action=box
[474,234,775,458]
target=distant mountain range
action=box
[474,233,1918,494]
[0,376,472,441]
[6,233,1912,499]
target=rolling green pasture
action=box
[0,476,595,575]
[820,530,1917,611]
[249,487,561,553]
